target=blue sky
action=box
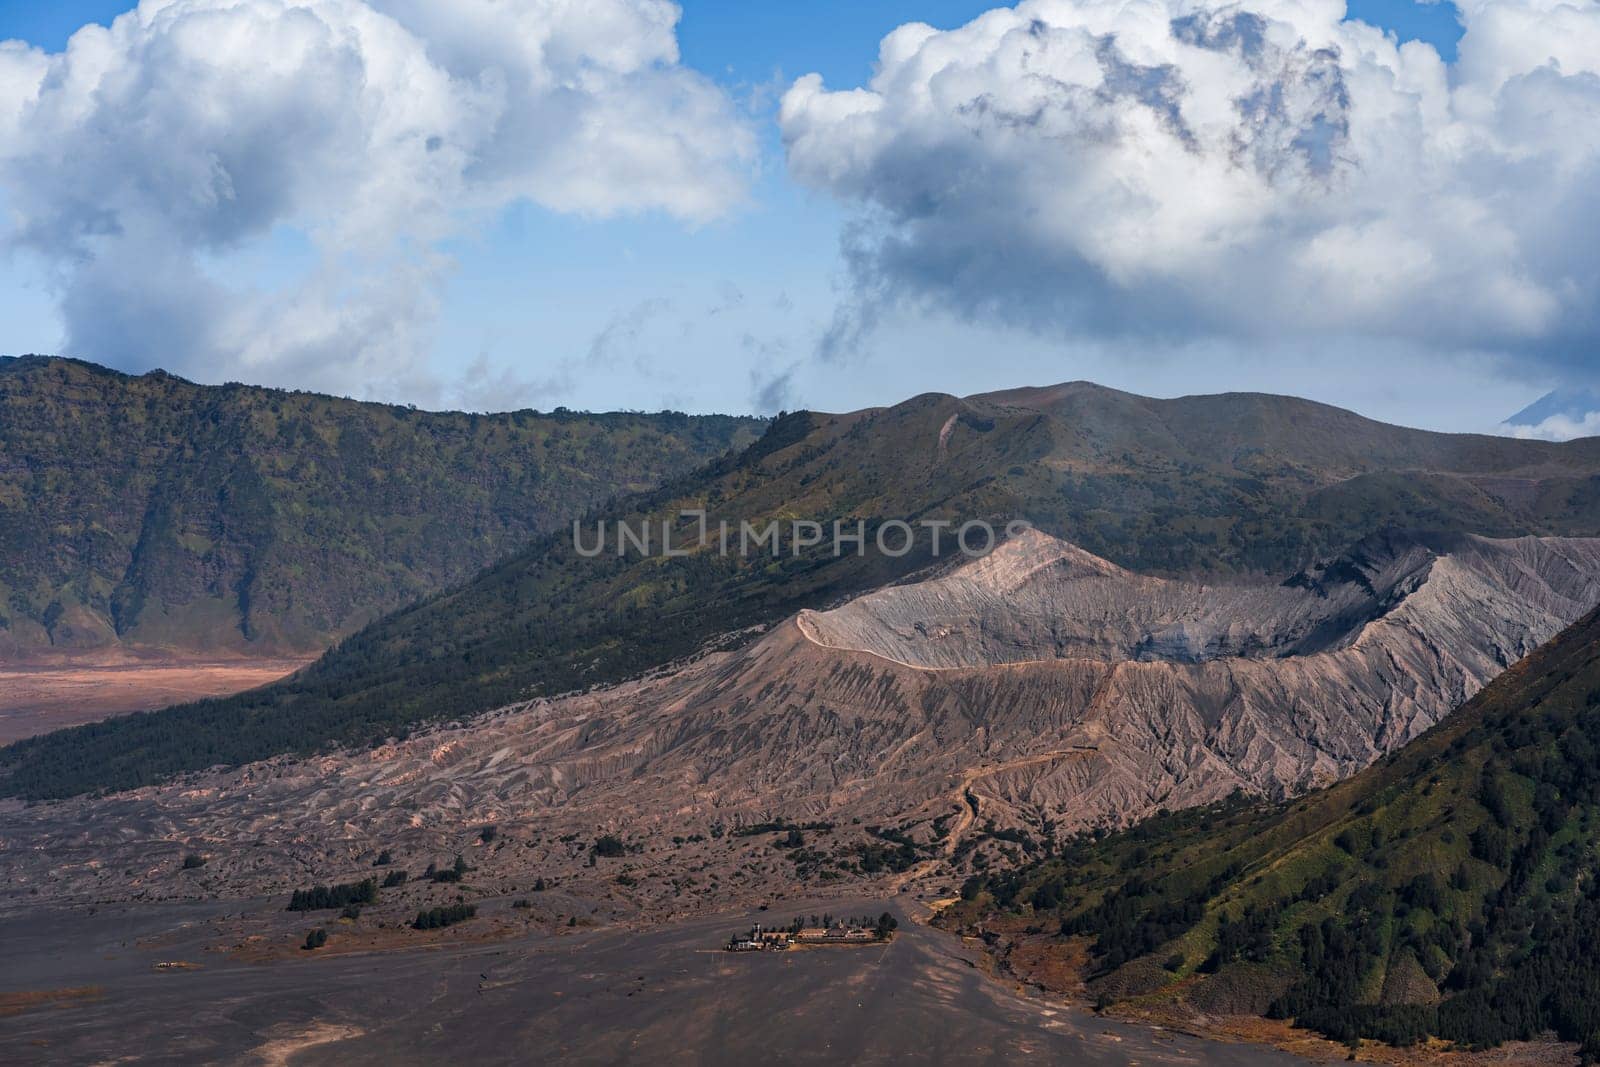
[0,1,1465,70]
[5,1,1588,437]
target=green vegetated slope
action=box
[0,356,761,658]
[6,381,1600,799]
[944,603,1600,1060]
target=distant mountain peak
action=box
[1501,386,1600,441]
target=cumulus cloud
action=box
[779,0,1600,382]
[0,0,753,397]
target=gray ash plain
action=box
[0,894,1311,1065]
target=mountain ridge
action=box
[0,355,762,660]
[5,526,1596,823]
[6,376,1600,798]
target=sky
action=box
[0,0,1594,439]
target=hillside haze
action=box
[0,356,761,660]
[5,380,1600,800]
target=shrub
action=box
[592,836,627,858]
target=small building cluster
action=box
[725,917,889,952]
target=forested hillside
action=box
[944,603,1600,1060]
[7,382,1600,799]
[0,356,760,659]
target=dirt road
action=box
[887,747,1100,892]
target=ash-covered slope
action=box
[640,528,1600,827]
[943,603,1600,1060]
[802,528,1600,668]
[10,530,1599,910]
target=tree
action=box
[181,853,206,870]
[412,903,477,930]
[429,856,467,883]
[303,928,327,950]
[876,912,899,938]
[286,878,378,912]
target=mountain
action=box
[1503,387,1600,441]
[942,604,1600,1061]
[0,356,761,659]
[6,382,1600,799]
[6,526,1599,929]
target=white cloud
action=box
[0,0,754,397]
[779,0,1600,382]
[1499,410,1600,441]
